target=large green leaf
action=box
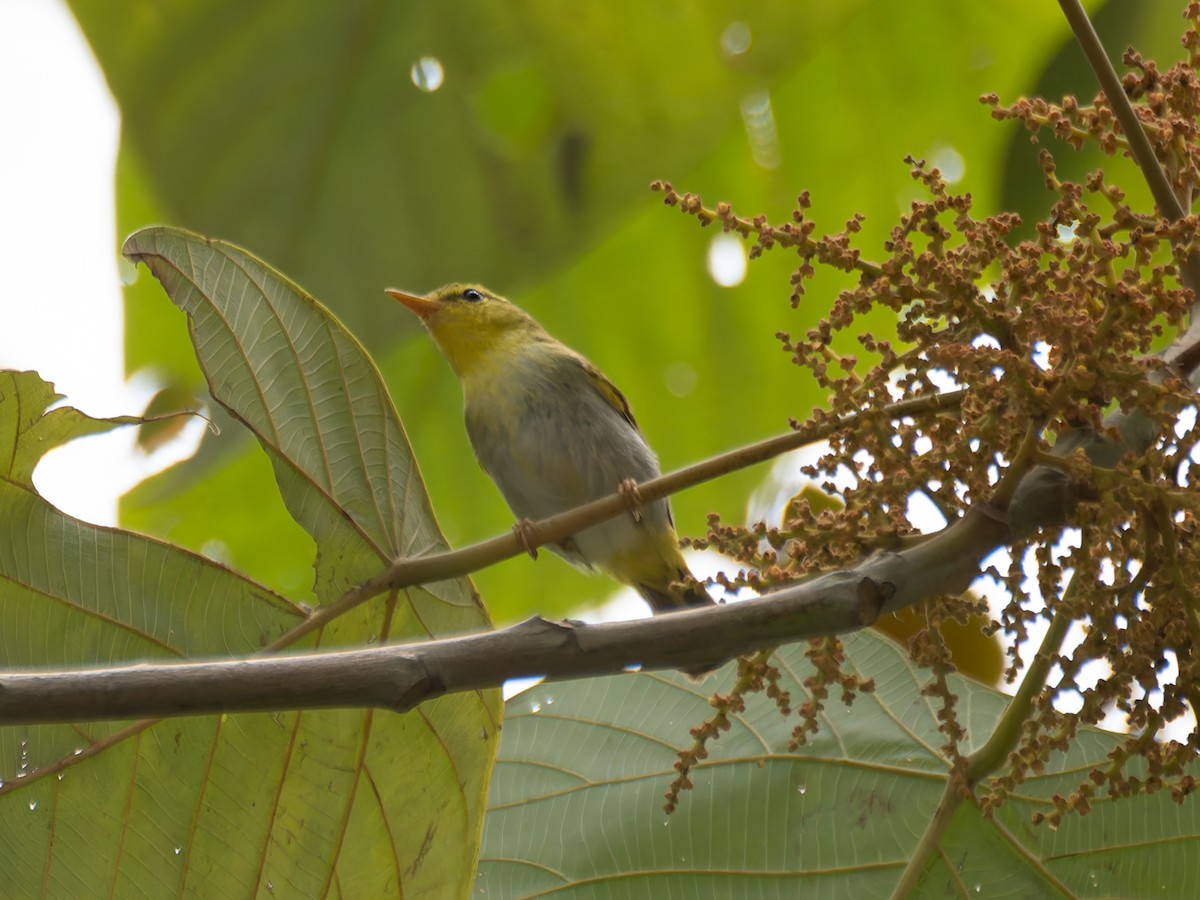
[121,226,501,893]
[1,223,502,895]
[479,632,1199,897]
[92,0,850,619]
[124,227,448,602]
[0,371,306,896]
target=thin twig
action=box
[1057,0,1200,373]
[0,483,1029,730]
[965,582,1077,783]
[890,576,1079,896]
[1056,0,1184,221]
[269,388,968,650]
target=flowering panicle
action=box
[655,4,1200,819]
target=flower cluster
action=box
[654,4,1200,819]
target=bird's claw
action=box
[618,478,644,523]
[513,518,541,559]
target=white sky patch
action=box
[707,232,747,287]
[0,0,120,405]
[1056,220,1078,242]
[1174,404,1196,438]
[1032,340,1052,371]
[1,0,132,525]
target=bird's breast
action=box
[460,351,671,565]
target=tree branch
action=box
[0,331,1181,727]
[1,570,878,723]
[1056,0,1185,223]
[0,503,1016,724]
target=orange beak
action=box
[386,288,439,319]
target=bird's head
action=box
[386,283,541,377]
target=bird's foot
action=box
[617,478,644,523]
[513,518,541,560]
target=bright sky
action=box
[0,0,163,524]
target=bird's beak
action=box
[386,288,439,319]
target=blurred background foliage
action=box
[66,0,1184,632]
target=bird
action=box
[387,283,714,614]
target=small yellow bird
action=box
[388,283,713,614]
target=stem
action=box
[1057,0,1200,373]
[891,574,1080,896]
[888,773,966,900]
[989,422,1044,508]
[965,587,1075,782]
[1056,0,1184,222]
[0,563,888,727]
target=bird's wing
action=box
[568,353,676,530]
[572,355,640,431]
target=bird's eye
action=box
[462,288,484,302]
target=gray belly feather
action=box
[465,358,670,570]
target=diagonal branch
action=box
[0,337,1181,726]
[274,388,968,648]
[1057,0,1200,372]
[1056,0,1186,223]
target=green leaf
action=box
[123,227,460,604]
[0,374,305,668]
[0,372,308,896]
[479,632,1200,897]
[77,0,845,623]
[1,236,501,894]
[117,225,502,893]
[0,370,143,484]
[69,0,830,350]
[123,427,320,601]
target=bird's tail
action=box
[635,574,715,614]
[635,573,722,679]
